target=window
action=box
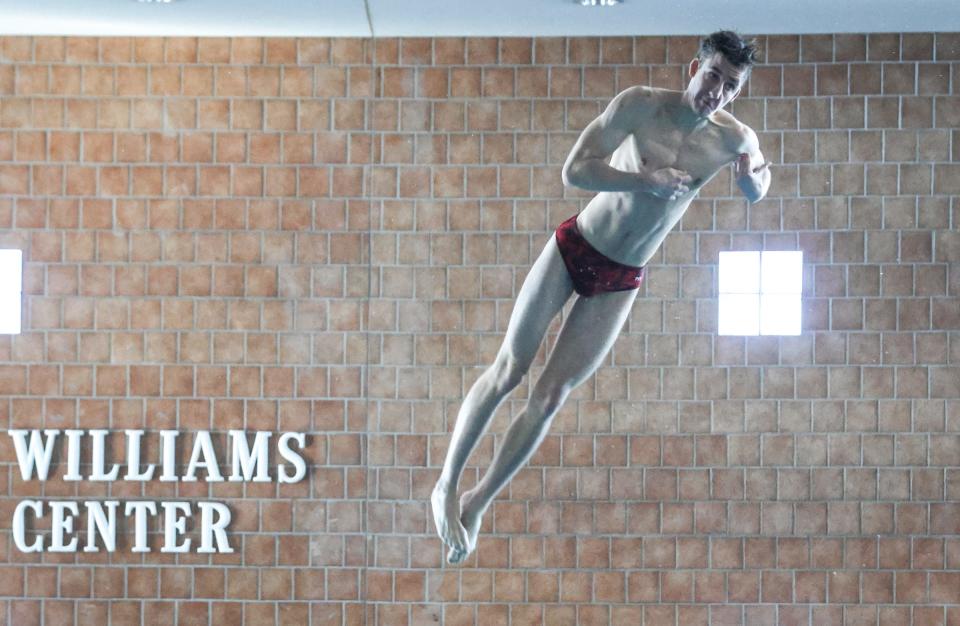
[0,249,23,334]
[718,251,802,336]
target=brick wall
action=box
[0,33,958,625]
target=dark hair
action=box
[698,31,759,69]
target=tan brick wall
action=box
[0,36,372,625]
[0,33,957,625]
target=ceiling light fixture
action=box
[579,0,620,5]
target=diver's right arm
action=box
[561,87,691,200]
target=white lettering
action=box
[125,501,157,553]
[198,502,233,553]
[278,432,307,483]
[123,430,154,481]
[229,430,271,482]
[159,430,179,482]
[83,500,119,552]
[63,430,83,481]
[89,430,120,481]
[49,501,79,552]
[161,502,191,553]
[9,429,59,481]
[183,431,223,482]
[13,500,43,552]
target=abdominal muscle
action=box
[575,190,693,268]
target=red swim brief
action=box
[554,214,645,298]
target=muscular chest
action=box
[613,124,733,183]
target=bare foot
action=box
[431,480,468,563]
[446,488,484,565]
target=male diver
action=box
[433,31,771,564]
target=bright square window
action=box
[0,250,23,334]
[718,251,802,336]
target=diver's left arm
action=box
[734,126,771,204]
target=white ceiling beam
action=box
[0,0,957,37]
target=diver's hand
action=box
[643,167,693,200]
[734,153,771,181]
[734,153,772,203]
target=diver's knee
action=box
[491,353,527,392]
[529,383,571,419]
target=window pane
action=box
[760,294,801,335]
[0,249,22,335]
[761,251,803,295]
[719,293,760,336]
[719,251,760,294]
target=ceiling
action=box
[0,0,957,37]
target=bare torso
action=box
[576,88,745,267]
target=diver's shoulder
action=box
[712,109,759,150]
[710,107,744,130]
[616,85,677,108]
[713,110,756,137]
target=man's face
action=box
[686,52,748,117]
